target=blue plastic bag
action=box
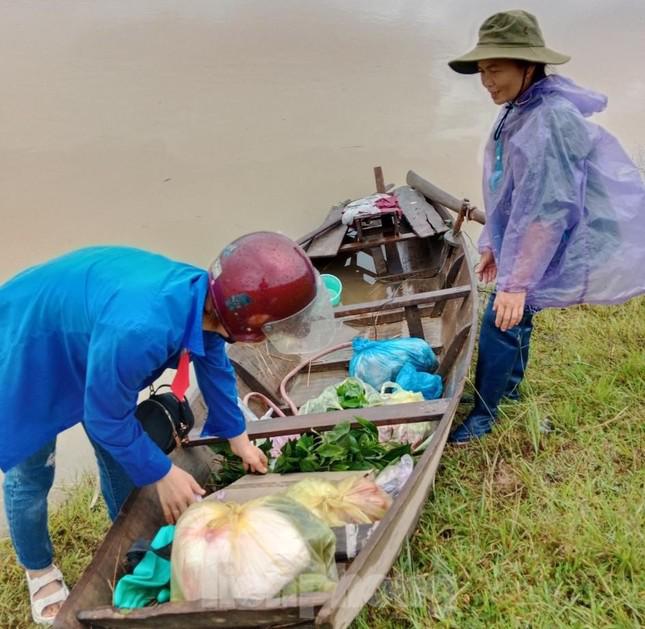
[348,337,438,390]
[395,361,443,400]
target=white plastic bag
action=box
[171,495,337,604]
[375,455,414,497]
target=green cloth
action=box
[113,525,175,609]
[448,10,570,74]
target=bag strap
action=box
[170,350,191,401]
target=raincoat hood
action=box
[479,75,645,309]
[516,75,607,118]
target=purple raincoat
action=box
[479,75,645,308]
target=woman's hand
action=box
[229,433,268,474]
[155,464,205,524]
[476,249,497,284]
[493,291,526,331]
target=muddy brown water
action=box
[1,0,643,536]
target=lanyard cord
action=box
[493,103,514,141]
[493,66,529,142]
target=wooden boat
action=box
[54,170,483,629]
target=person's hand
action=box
[476,249,497,284]
[229,433,268,474]
[155,464,205,524]
[493,291,526,331]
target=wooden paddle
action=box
[406,170,486,226]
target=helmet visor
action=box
[262,272,340,355]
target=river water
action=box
[1,0,643,536]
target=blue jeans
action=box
[3,426,133,570]
[450,294,538,442]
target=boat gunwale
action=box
[54,186,480,629]
[314,222,479,627]
[76,592,330,626]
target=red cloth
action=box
[375,195,402,218]
[374,196,399,209]
[171,350,190,401]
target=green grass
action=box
[1,298,643,628]
[356,297,645,628]
[0,479,110,629]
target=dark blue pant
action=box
[450,294,538,442]
[3,426,133,569]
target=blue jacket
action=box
[0,247,246,486]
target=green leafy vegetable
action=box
[336,380,369,409]
[209,440,272,489]
[272,419,411,474]
[209,419,411,485]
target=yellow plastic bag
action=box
[286,475,392,527]
[373,382,424,405]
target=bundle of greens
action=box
[209,440,272,488]
[297,377,424,415]
[335,379,369,409]
[209,418,411,488]
[272,419,411,474]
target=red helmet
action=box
[208,232,333,351]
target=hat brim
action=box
[448,44,570,74]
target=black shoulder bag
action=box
[135,351,194,454]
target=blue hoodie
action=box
[0,247,245,486]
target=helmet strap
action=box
[203,292,236,342]
[218,332,236,344]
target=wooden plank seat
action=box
[394,186,449,237]
[191,398,449,445]
[333,285,470,318]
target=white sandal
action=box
[25,565,70,626]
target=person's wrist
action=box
[157,464,175,483]
[228,432,250,456]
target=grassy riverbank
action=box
[1,298,643,628]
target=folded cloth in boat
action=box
[113,525,175,609]
[341,194,401,225]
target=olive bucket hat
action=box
[449,10,570,74]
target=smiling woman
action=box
[477,59,546,106]
[446,9,645,443]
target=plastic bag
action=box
[374,383,432,447]
[298,377,379,415]
[378,421,433,449]
[297,384,344,415]
[171,494,337,604]
[296,378,427,449]
[239,396,300,458]
[299,378,424,416]
[237,397,260,424]
[286,475,392,527]
[349,337,439,389]
[375,455,414,497]
[371,382,424,406]
[395,361,443,400]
